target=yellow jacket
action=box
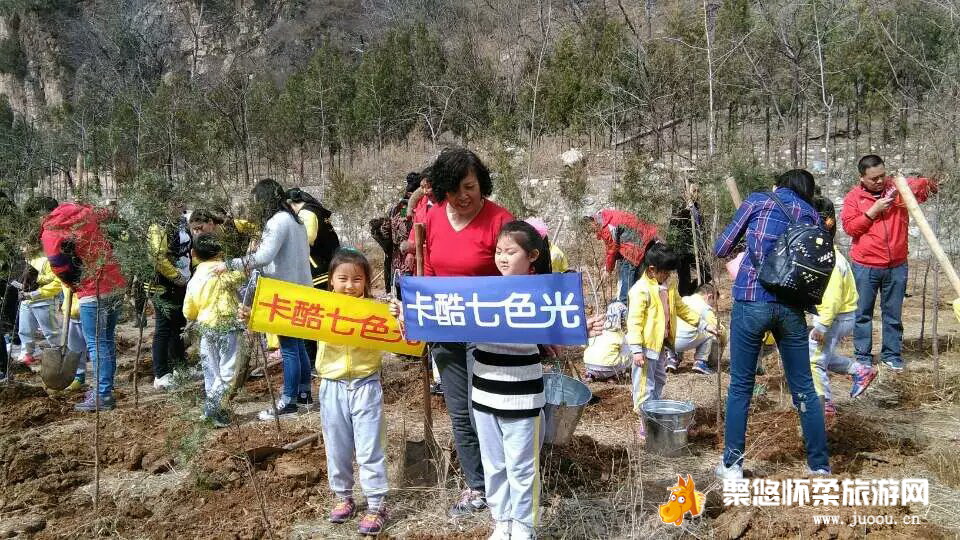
[182,261,246,327]
[674,293,718,343]
[550,244,570,273]
[148,224,182,282]
[626,273,701,356]
[813,249,858,330]
[25,256,62,303]
[299,209,319,246]
[316,342,384,380]
[61,285,79,319]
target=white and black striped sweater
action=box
[472,343,545,418]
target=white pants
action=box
[632,349,667,413]
[17,301,61,356]
[200,331,240,401]
[475,409,542,528]
[67,318,87,378]
[809,312,857,403]
[670,332,716,362]
[319,374,388,510]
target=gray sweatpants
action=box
[67,318,87,378]
[632,348,667,413]
[474,409,543,528]
[199,331,240,401]
[319,374,388,510]
[809,312,858,403]
[17,301,61,356]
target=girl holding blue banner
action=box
[315,248,390,536]
[471,220,552,540]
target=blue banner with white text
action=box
[399,273,588,345]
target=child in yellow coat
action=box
[627,243,715,439]
[182,233,246,427]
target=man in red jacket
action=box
[584,209,659,305]
[840,155,936,372]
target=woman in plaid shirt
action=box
[713,169,830,480]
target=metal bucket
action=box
[542,373,592,446]
[641,400,695,456]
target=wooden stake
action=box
[724,175,742,207]
[891,175,960,303]
[414,223,435,447]
[131,279,149,409]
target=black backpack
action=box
[749,192,835,309]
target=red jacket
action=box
[840,177,936,268]
[594,209,659,271]
[40,203,127,299]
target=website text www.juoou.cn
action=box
[812,513,922,527]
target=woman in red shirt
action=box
[420,147,513,517]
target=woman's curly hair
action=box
[428,147,493,203]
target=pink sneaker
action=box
[850,363,878,398]
[329,498,356,523]
[358,506,388,536]
[637,420,647,442]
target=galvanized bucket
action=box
[542,373,592,446]
[641,400,696,456]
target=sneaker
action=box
[297,392,314,407]
[257,398,298,421]
[636,421,646,442]
[74,391,116,412]
[881,357,904,372]
[430,382,443,395]
[823,401,837,424]
[22,354,38,367]
[511,521,535,540]
[692,360,715,375]
[328,498,356,523]
[66,378,86,393]
[850,363,878,398]
[715,461,744,480]
[665,356,679,373]
[805,467,831,476]
[488,521,512,540]
[358,506,388,536]
[153,373,174,390]
[449,488,487,518]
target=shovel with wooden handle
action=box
[245,432,319,464]
[891,175,960,323]
[41,291,82,391]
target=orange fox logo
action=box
[658,474,705,526]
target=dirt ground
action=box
[1,265,959,539]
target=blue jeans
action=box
[852,262,907,366]
[616,259,642,304]
[279,335,312,401]
[79,296,121,398]
[723,301,830,472]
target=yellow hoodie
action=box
[316,342,384,381]
[182,260,246,327]
[626,273,701,356]
[812,249,858,331]
[25,256,62,304]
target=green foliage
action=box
[0,36,26,78]
[489,146,529,218]
[559,161,588,217]
[611,151,670,224]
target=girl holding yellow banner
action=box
[312,248,390,536]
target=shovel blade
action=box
[246,445,285,464]
[41,349,80,391]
